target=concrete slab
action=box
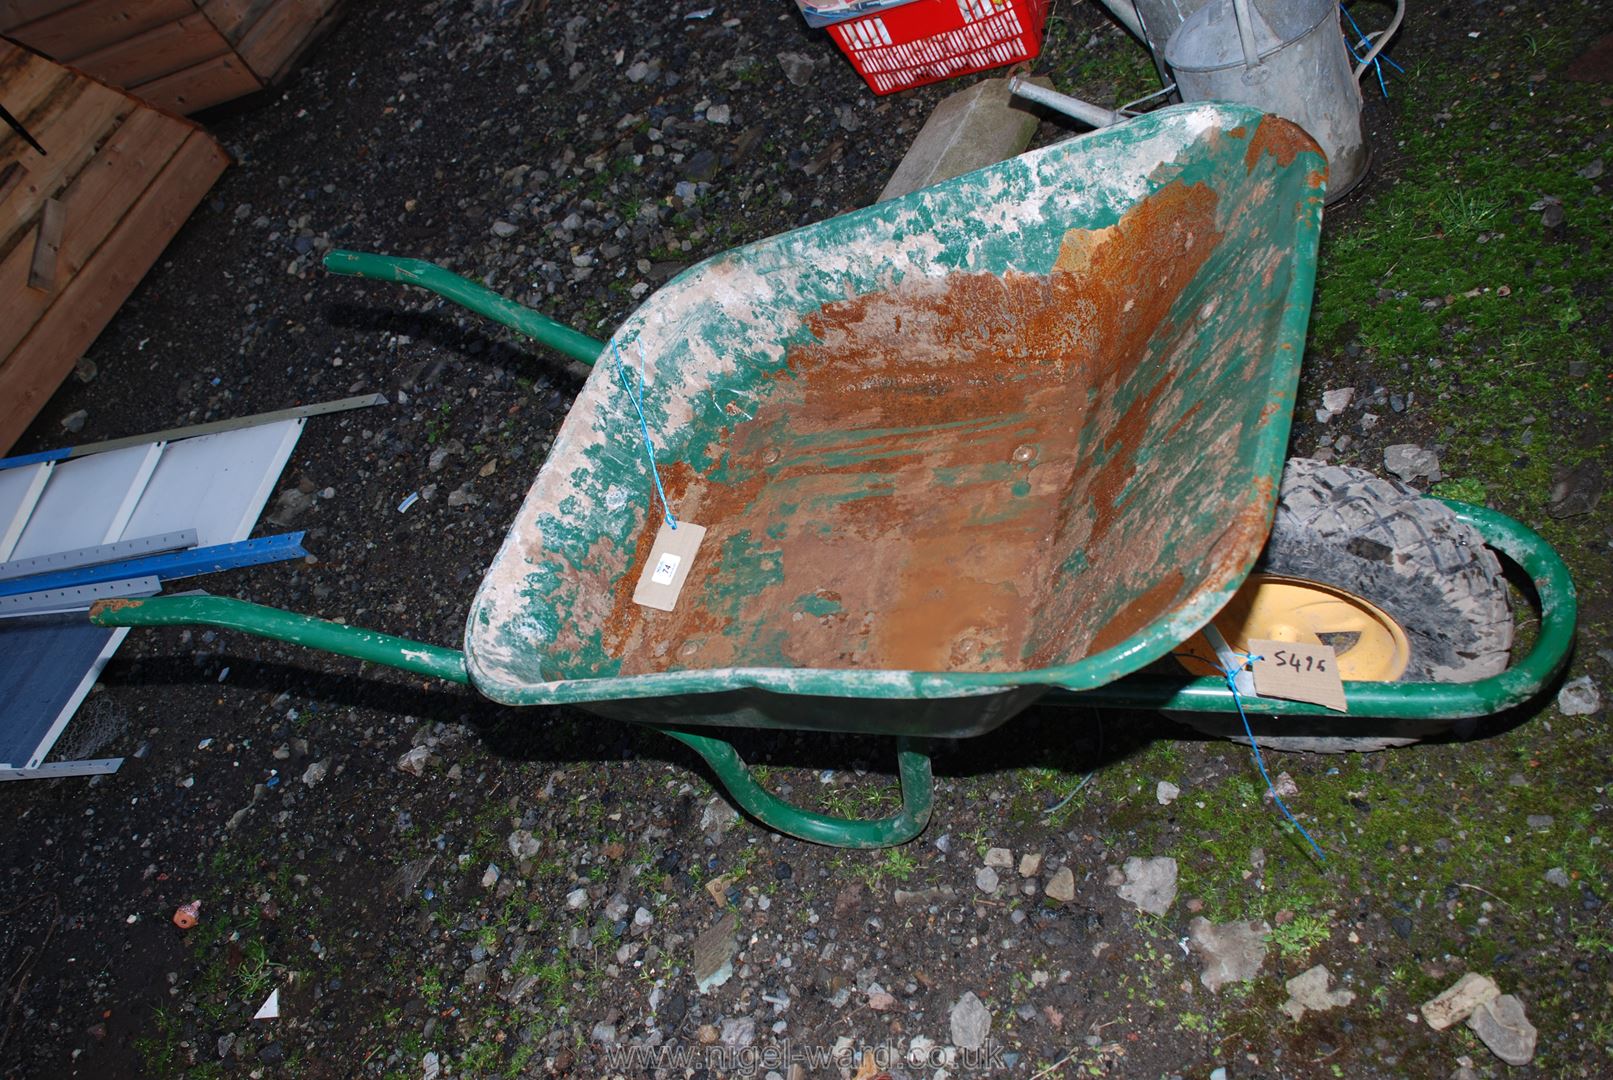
[878,75,1051,203]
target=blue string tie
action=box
[610,339,677,530]
[1341,2,1404,99]
[1222,651,1326,861]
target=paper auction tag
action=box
[632,520,706,611]
[1249,639,1347,712]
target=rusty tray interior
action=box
[464,103,1327,707]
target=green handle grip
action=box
[89,595,468,685]
[322,249,605,365]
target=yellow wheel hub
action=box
[1177,574,1412,682]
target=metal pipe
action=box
[322,249,605,365]
[89,595,471,685]
[1007,76,1122,129]
[657,728,934,848]
[88,501,1574,721]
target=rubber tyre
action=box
[1182,457,1513,753]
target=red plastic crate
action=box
[829,0,1050,95]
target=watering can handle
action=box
[1229,0,1262,69]
[1349,0,1407,82]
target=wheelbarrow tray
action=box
[466,102,1329,735]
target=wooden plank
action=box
[24,193,61,289]
[199,0,271,44]
[236,0,336,83]
[6,0,196,62]
[0,2,77,32]
[0,108,187,359]
[129,50,261,112]
[276,2,344,85]
[0,129,226,453]
[0,162,24,206]
[73,11,232,88]
[3,68,84,158]
[0,47,76,138]
[260,0,343,84]
[0,78,131,260]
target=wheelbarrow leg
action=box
[655,728,934,849]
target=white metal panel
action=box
[11,447,160,559]
[102,442,165,543]
[121,419,305,546]
[0,462,54,560]
[0,419,307,783]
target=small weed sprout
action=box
[235,938,284,1000]
[1269,913,1331,959]
[1177,1011,1213,1035]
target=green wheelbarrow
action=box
[92,104,1576,848]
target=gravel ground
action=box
[2,1,1610,1079]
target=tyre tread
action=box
[1178,458,1515,753]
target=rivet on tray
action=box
[1012,444,1037,463]
[679,641,702,659]
[761,448,780,465]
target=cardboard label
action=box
[1249,638,1347,712]
[632,520,706,611]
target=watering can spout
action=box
[322,249,604,366]
[1088,0,1145,40]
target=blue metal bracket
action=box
[0,447,71,470]
[0,533,307,597]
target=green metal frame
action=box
[1054,503,1577,717]
[93,595,472,684]
[86,107,1577,848]
[323,250,604,366]
[658,729,933,847]
[89,500,1574,847]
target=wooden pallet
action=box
[0,40,229,452]
[0,0,345,113]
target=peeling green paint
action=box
[794,592,843,618]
